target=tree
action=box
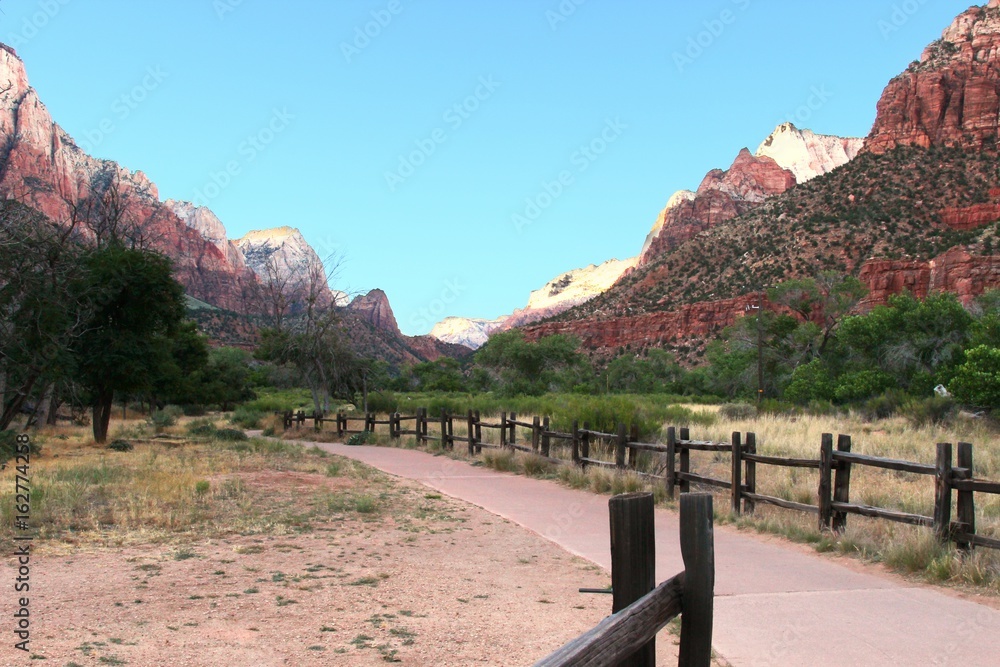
[949,345,1000,409]
[401,358,466,393]
[474,331,589,396]
[73,246,186,443]
[189,347,255,411]
[768,272,868,355]
[605,349,682,394]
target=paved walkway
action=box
[306,442,1000,666]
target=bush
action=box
[902,397,957,427]
[364,391,399,414]
[186,419,218,437]
[230,407,264,429]
[181,404,207,417]
[346,431,371,446]
[834,370,897,403]
[214,428,249,442]
[784,360,835,404]
[149,405,183,431]
[107,440,134,452]
[949,345,1000,408]
[719,403,758,421]
[859,390,907,421]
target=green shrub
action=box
[949,345,1000,408]
[364,392,399,414]
[107,440,134,452]
[186,419,218,437]
[150,405,183,431]
[902,397,957,427]
[181,404,207,417]
[719,403,757,421]
[195,480,211,496]
[0,431,41,465]
[834,370,897,403]
[859,390,907,421]
[346,431,372,447]
[230,407,264,429]
[784,360,835,404]
[214,428,249,442]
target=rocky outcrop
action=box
[755,123,864,183]
[638,148,796,266]
[165,200,249,272]
[430,317,506,349]
[236,227,336,307]
[0,45,257,312]
[865,1,1000,154]
[860,248,1000,307]
[346,289,400,334]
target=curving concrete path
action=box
[303,441,1000,666]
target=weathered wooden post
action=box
[731,431,743,515]
[439,409,448,448]
[679,427,691,494]
[616,423,628,469]
[531,416,541,453]
[571,420,580,463]
[581,422,591,470]
[542,417,551,457]
[474,410,483,454]
[510,412,517,447]
[335,413,343,437]
[447,413,455,450]
[467,410,476,456]
[832,434,853,532]
[956,442,975,552]
[500,412,508,449]
[609,492,656,667]
[629,424,640,470]
[313,411,322,432]
[679,493,715,667]
[743,432,756,514]
[818,433,834,531]
[665,426,677,500]
[934,442,954,543]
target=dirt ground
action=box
[1,469,683,666]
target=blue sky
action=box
[2,0,974,335]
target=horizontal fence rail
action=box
[280,409,1000,552]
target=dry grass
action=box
[0,417,461,550]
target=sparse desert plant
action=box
[230,406,264,430]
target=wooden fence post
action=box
[616,423,627,469]
[744,432,756,515]
[581,422,591,470]
[474,410,482,454]
[956,442,975,552]
[447,413,455,450]
[542,417,551,457]
[500,412,508,449]
[531,416,541,453]
[629,424,639,469]
[832,434,853,532]
[935,442,954,543]
[678,493,714,667]
[314,411,322,432]
[731,432,743,516]
[665,427,677,500]
[510,412,517,447]
[467,410,475,456]
[336,413,343,437]
[818,433,834,531]
[571,420,580,463]
[609,492,657,667]
[440,410,448,448]
[679,428,690,494]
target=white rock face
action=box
[236,226,335,303]
[430,317,506,349]
[430,257,636,349]
[165,199,248,270]
[755,123,863,184]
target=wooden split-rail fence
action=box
[536,492,715,667]
[279,409,1000,552]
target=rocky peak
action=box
[865,2,1000,153]
[347,289,400,334]
[755,123,863,183]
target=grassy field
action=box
[290,402,1000,594]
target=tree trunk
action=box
[34,382,55,430]
[92,389,114,444]
[0,374,39,431]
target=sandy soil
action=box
[2,471,682,666]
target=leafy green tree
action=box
[474,331,589,396]
[768,272,868,355]
[402,358,466,392]
[605,349,682,394]
[949,345,1000,409]
[190,347,255,411]
[73,246,186,443]
[838,292,973,394]
[783,359,835,404]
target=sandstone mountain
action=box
[526,2,1000,358]
[430,257,637,350]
